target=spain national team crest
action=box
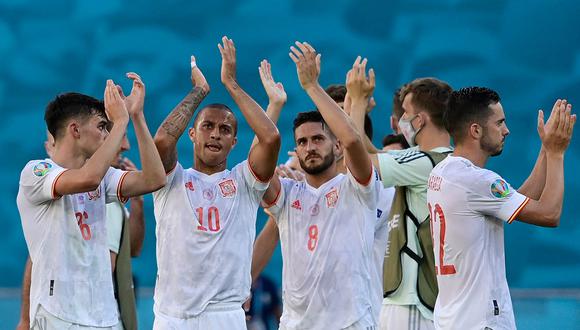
[325,188,339,208]
[491,179,510,198]
[218,179,237,198]
[87,187,101,201]
[185,181,195,191]
[33,161,52,177]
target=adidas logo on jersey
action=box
[291,200,302,210]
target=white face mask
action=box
[398,114,421,147]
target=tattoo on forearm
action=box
[160,87,208,140]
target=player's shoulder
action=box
[436,156,504,193]
[20,159,61,183]
[386,146,425,163]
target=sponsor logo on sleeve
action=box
[33,162,52,177]
[218,179,237,198]
[491,179,510,198]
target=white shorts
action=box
[379,304,434,330]
[153,303,246,330]
[32,305,122,330]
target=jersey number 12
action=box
[428,203,456,275]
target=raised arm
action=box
[154,55,210,173]
[117,73,166,198]
[344,63,381,156]
[54,80,130,196]
[219,36,281,182]
[289,42,372,183]
[518,100,576,227]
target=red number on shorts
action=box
[195,207,221,232]
[75,211,91,240]
[307,225,318,251]
[428,203,456,275]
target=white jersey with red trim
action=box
[17,158,127,327]
[152,160,268,318]
[371,186,395,320]
[426,155,529,330]
[267,171,380,330]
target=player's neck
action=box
[305,164,338,188]
[453,144,489,168]
[416,126,451,151]
[50,143,89,169]
[193,157,227,175]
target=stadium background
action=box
[1,0,579,328]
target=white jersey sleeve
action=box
[103,167,128,204]
[19,160,67,205]
[465,170,529,223]
[346,167,381,211]
[106,202,124,254]
[264,177,290,222]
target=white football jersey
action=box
[267,171,380,330]
[371,186,395,321]
[17,159,126,327]
[153,160,268,318]
[427,155,529,330]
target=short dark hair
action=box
[382,133,410,149]
[400,78,452,128]
[392,86,405,120]
[44,92,107,139]
[293,111,335,139]
[325,84,347,104]
[444,87,501,144]
[193,103,238,135]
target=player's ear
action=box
[231,136,238,149]
[469,123,482,139]
[69,121,81,139]
[333,140,342,157]
[188,127,196,143]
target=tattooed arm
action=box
[219,36,281,182]
[154,55,210,173]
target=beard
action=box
[299,151,335,175]
[480,131,504,157]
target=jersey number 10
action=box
[196,207,221,232]
[428,203,456,275]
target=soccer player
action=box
[258,42,380,329]
[17,73,166,329]
[349,75,453,329]
[427,88,575,329]
[17,130,145,330]
[151,37,280,329]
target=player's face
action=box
[78,114,109,157]
[480,102,510,157]
[189,108,237,167]
[112,133,130,169]
[294,122,337,175]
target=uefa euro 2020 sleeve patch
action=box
[33,161,52,177]
[491,179,510,198]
